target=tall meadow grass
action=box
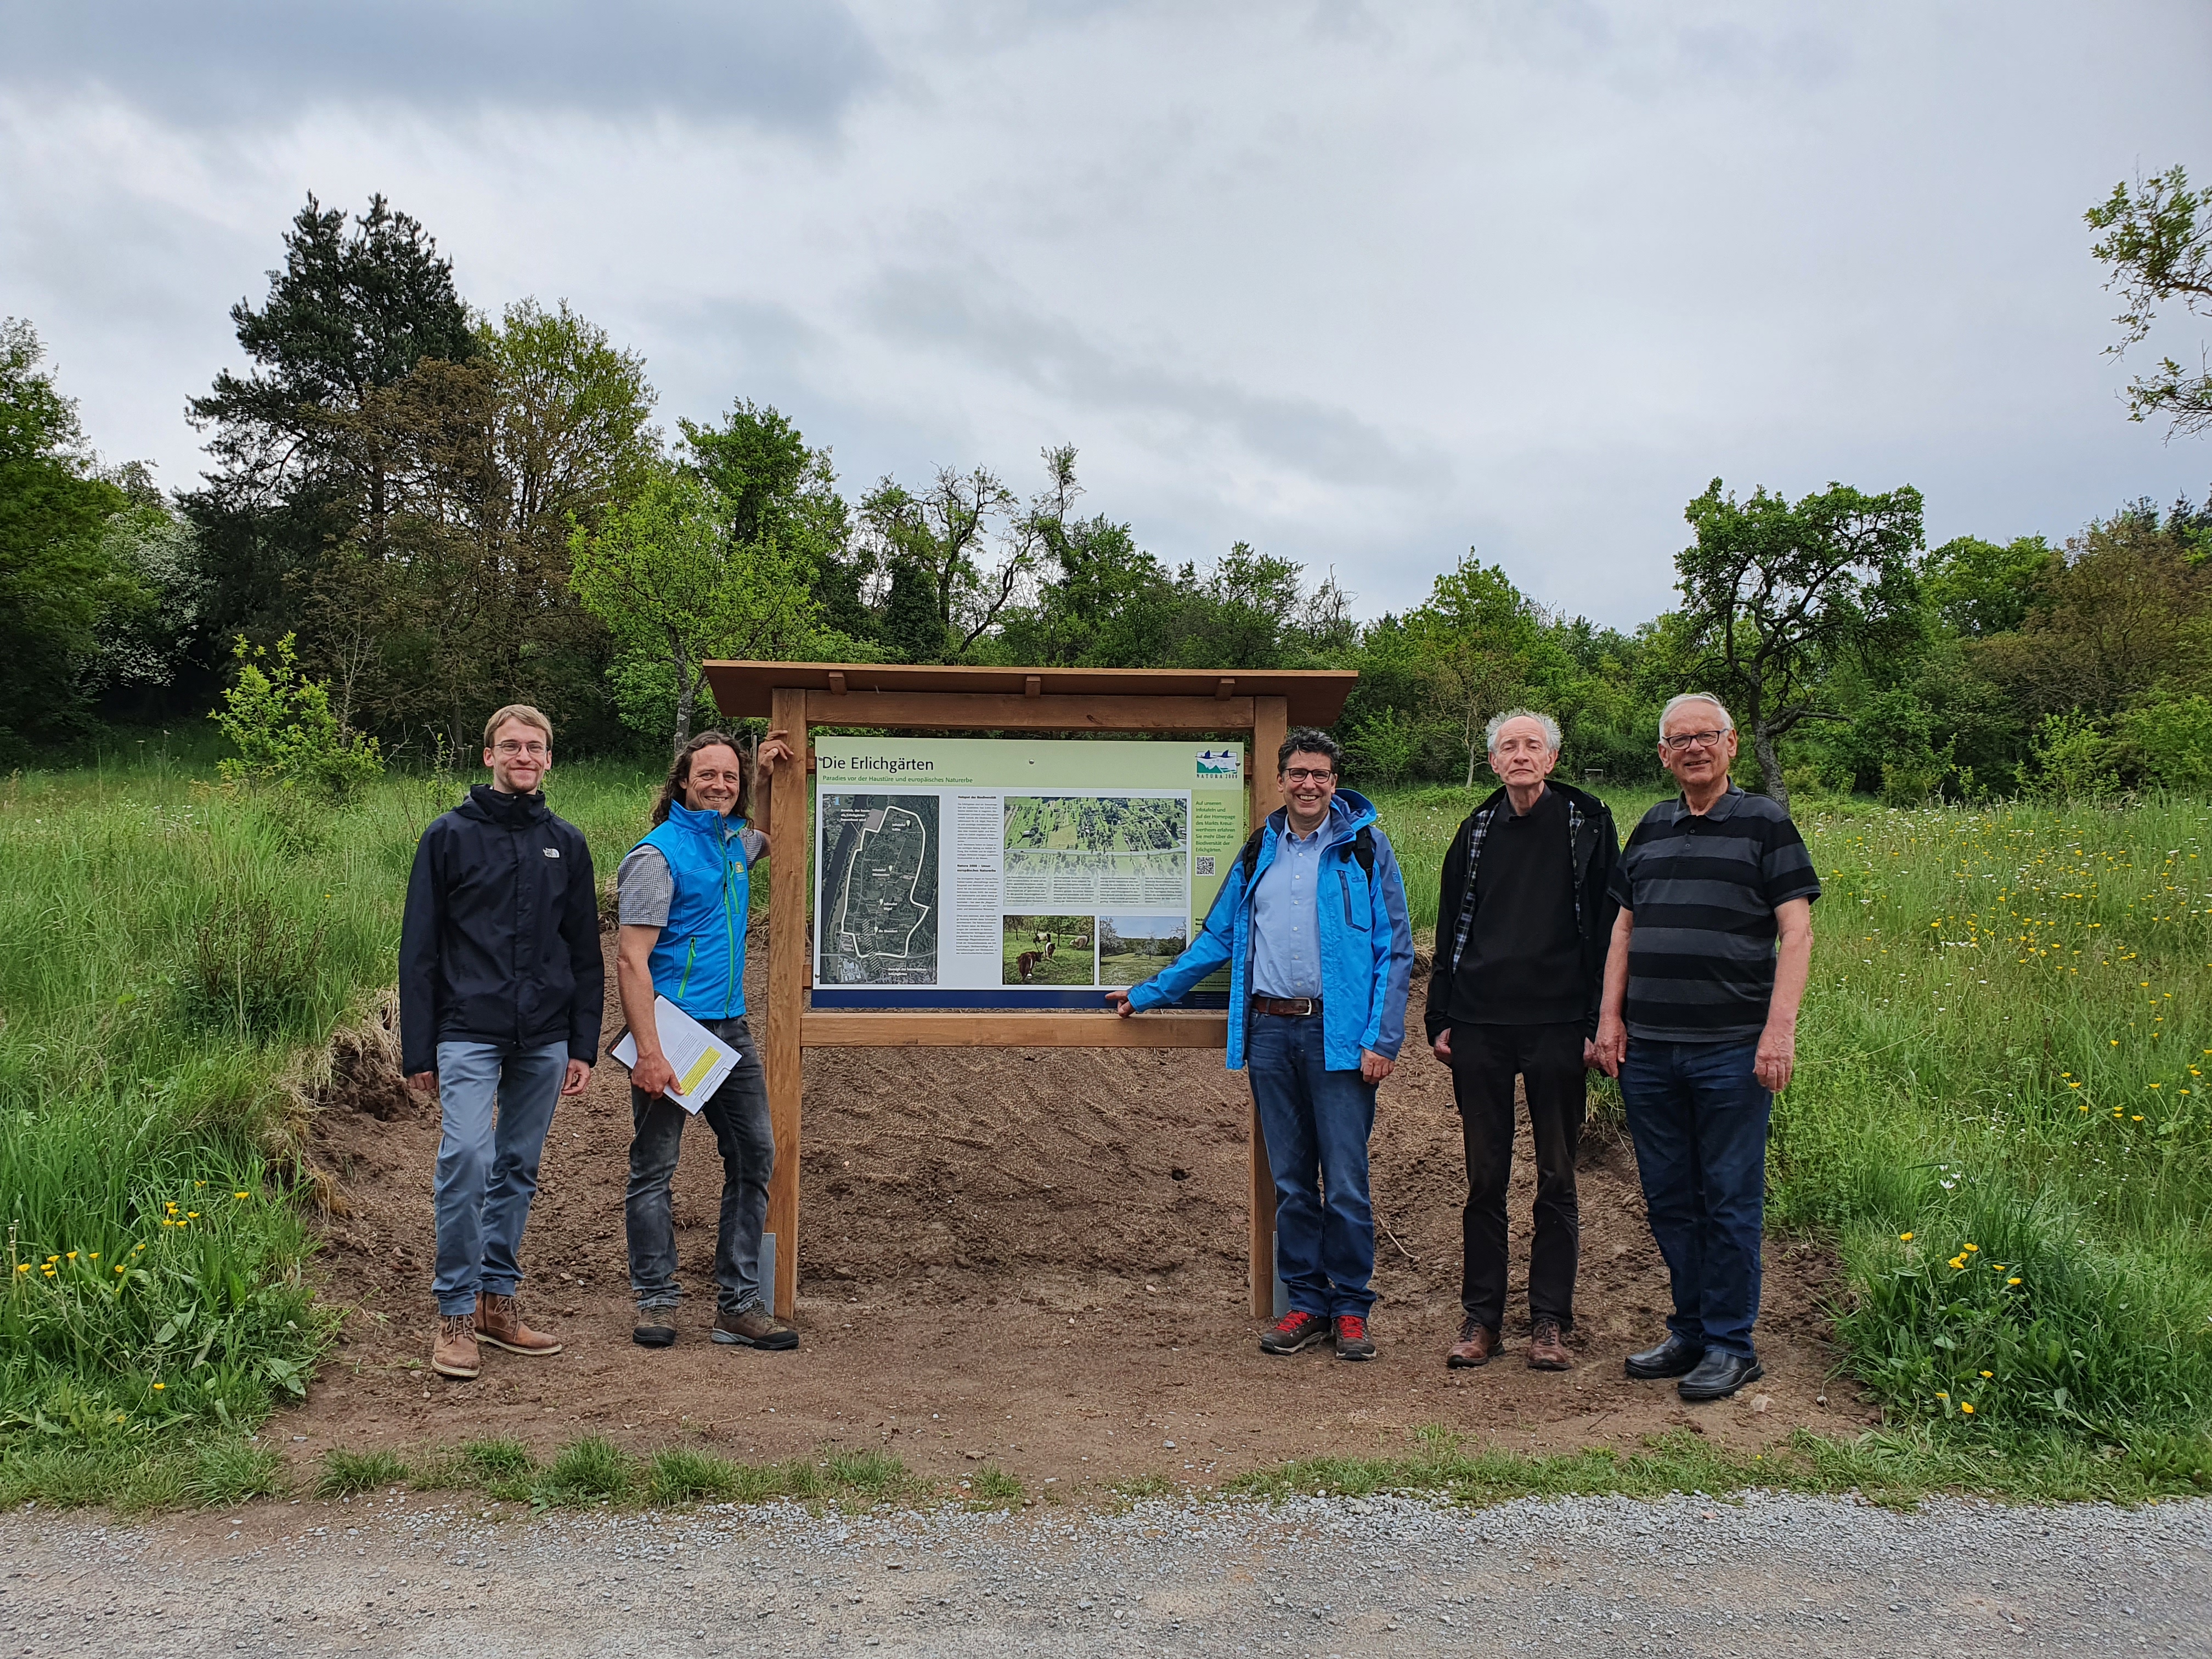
[0,754,659,1459]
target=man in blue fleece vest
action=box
[1110,728,1413,1361]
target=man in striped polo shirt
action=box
[1592,693,1819,1401]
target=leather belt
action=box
[1251,996,1322,1018]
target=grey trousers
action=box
[624,1016,774,1314]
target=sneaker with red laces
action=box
[1259,1310,1332,1355]
[1333,1314,1376,1362]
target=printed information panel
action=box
[812,737,1245,1007]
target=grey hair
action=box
[1485,708,1562,753]
[1658,692,1735,738]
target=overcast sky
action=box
[4,1,2208,627]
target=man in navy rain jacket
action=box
[1111,728,1413,1361]
[400,704,603,1383]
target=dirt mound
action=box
[293,930,1869,1489]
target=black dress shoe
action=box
[1623,1333,1704,1380]
[1677,1350,1763,1401]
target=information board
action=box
[811,737,1245,1007]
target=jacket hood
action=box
[460,784,548,826]
[1269,788,1378,845]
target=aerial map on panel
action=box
[819,793,940,985]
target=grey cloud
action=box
[0,1,882,133]
[861,264,1452,492]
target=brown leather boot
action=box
[1447,1316,1501,1368]
[1527,1317,1574,1371]
[431,1312,480,1380]
[476,1292,562,1356]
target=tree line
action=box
[3,177,2208,803]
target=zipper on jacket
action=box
[678,938,696,998]
[722,849,738,1018]
[1339,867,1370,929]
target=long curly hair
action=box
[650,729,752,827]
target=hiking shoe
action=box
[1333,1315,1376,1362]
[1259,1310,1331,1355]
[1447,1316,1500,1368]
[633,1305,678,1348]
[431,1312,479,1380]
[1527,1317,1573,1372]
[476,1292,562,1357]
[713,1305,799,1350]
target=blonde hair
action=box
[482,704,554,750]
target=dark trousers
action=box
[625,1015,774,1315]
[1619,1037,1771,1360]
[1449,1022,1585,1332]
[1247,1011,1378,1318]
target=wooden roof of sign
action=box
[702,661,1358,727]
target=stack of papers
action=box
[611,996,740,1114]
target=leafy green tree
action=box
[570,466,822,748]
[183,193,476,650]
[2086,165,2212,438]
[1402,552,1541,786]
[1966,502,2211,723]
[0,318,142,753]
[1676,478,1925,810]
[1921,534,2058,637]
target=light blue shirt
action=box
[1249,820,1324,998]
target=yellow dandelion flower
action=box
[1979,1370,1993,1378]
[13,1264,26,1274]
[185,1211,199,1218]
[2008,1277,2022,1285]
[1960,1403,1975,1414]
[65,1251,76,1260]
[1964,1243,1979,1252]
[234,1190,249,1200]
[2133,1115,2145,1121]
[115,1265,126,1274]
[1899,1232,1914,1242]
[151,1382,165,1391]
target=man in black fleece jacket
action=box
[399,705,603,1381]
[1424,711,1618,1373]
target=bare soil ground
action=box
[292,929,1871,1492]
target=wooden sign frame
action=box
[701,661,1359,1321]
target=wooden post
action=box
[766,687,808,1318]
[1246,696,1289,1316]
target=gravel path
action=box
[5,1489,2207,1656]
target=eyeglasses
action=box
[493,741,550,758]
[1660,730,1729,752]
[1283,768,1336,783]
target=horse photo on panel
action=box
[1002,914,1097,985]
[1097,914,1189,989]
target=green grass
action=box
[0,753,661,1499]
[1227,1423,2212,1508]
[5,744,2209,1506]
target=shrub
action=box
[2117,693,2212,792]
[2018,710,2120,802]
[211,633,383,802]
[180,890,329,1040]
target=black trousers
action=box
[1448,1021,1585,1331]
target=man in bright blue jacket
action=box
[1110,728,1414,1361]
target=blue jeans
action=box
[432,1040,566,1316]
[1619,1037,1772,1360]
[1248,1011,1378,1318]
[625,1017,774,1315]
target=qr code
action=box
[1194,855,1216,876]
